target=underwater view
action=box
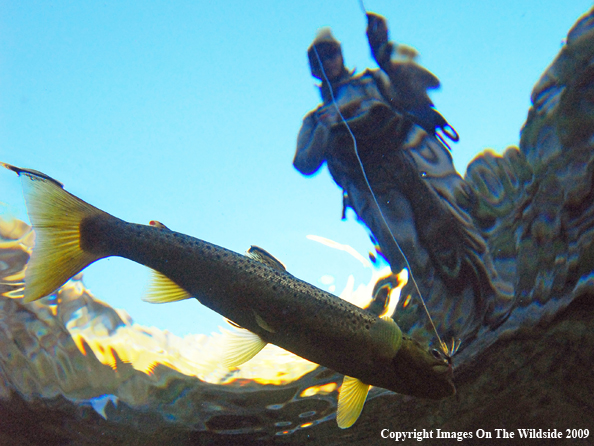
[2,1,594,445]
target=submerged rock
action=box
[1,7,594,445]
[459,7,594,363]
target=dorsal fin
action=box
[143,269,193,304]
[246,245,286,272]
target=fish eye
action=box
[431,348,453,365]
[431,349,444,360]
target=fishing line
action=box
[312,44,447,355]
[357,0,367,14]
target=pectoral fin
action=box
[221,328,268,368]
[143,270,193,304]
[336,376,370,429]
[254,311,276,333]
[369,315,402,360]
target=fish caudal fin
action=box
[336,376,370,429]
[143,269,193,303]
[220,327,268,368]
[3,163,106,302]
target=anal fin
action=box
[143,269,193,304]
[336,376,370,429]
[221,328,268,368]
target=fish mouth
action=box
[432,363,456,397]
[432,362,454,377]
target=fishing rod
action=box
[358,0,367,14]
[311,43,450,358]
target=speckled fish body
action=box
[82,214,450,397]
[2,163,454,423]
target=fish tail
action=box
[2,163,108,303]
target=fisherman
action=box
[293,13,513,343]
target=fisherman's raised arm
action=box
[293,110,329,175]
[366,12,439,107]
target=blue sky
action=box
[1,1,591,337]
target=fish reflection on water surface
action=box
[1,163,455,429]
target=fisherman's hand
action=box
[316,106,336,126]
[366,13,388,50]
[366,13,392,68]
[338,98,362,120]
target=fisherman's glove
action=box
[366,12,392,68]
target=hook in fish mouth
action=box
[429,347,455,376]
[437,338,462,366]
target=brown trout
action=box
[3,163,455,428]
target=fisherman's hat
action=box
[307,28,343,78]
